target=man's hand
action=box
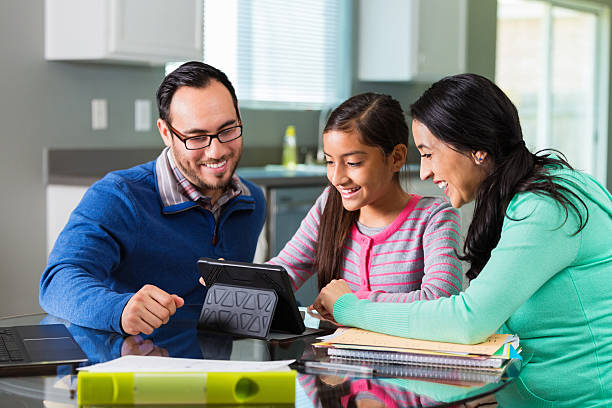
[121,335,169,357]
[310,279,352,322]
[120,284,184,335]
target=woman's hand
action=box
[310,279,352,322]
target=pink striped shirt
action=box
[269,189,463,303]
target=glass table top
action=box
[0,307,519,407]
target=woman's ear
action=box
[471,150,488,165]
[391,144,408,172]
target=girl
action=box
[269,92,463,305]
[312,75,612,407]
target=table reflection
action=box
[26,306,517,408]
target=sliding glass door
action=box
[496,0,609,183]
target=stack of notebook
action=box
[313,328,521,385]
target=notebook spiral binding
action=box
[328,357,502,383]
[327,348,504,369]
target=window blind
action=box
[203,0,350,109]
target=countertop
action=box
[45,148,330,187]
[44,148,327,188]
[44,147,419,187]
[237,164,328,187]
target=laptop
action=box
[0,324,88,376]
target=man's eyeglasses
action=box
[166,122,243,150]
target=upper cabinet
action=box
[358,0,467,82]
[45,0,203,65]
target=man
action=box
[39,62,266,335]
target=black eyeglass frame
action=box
[166,121,243,150]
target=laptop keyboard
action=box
[0,328,24,362]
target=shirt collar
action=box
[155,147,246,209]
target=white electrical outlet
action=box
[91,99,108,130]
[134,99,152,132]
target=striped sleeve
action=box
[267,189,328,291]
[413,200,462,299]
[367,199,463,303]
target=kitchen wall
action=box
[1,1,161,318]
[0,0,611,317]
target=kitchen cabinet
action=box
[45,0,202,65]
[268,186,325,259]
[358,0,467,81]
[268,186,325,307]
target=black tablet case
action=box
[197,258,306,335]
[198,284,278,339]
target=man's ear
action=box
[158,119,172,147]
[471,150,488,165]
[391,144,408,172]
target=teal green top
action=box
[334,167,612,408]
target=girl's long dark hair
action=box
[410,74,588,279]
[315,93,409,289]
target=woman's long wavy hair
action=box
[410,74,588,280]
[315,93,409,289]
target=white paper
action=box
[78,355,294,373]
[317,328,348,342]
[299,306,321,329]
[506,335,520,348]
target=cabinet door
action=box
[358,0,416,81]
[415,0,467,81]
[109,0,202,63]
[45,0,202,64]
[358,0,466,82]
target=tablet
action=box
[197,258,306,334]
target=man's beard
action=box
[180,154,241,194]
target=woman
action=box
[312,74,612,407]
[269,93,463,304]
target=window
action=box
[496,0,609,183]
[179,0,351,110]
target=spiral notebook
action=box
[315,328,520,373]
[327,347,506,370]
[328,357,505,384]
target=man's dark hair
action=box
[156,61,240,123]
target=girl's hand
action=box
[306,305,339,326]
[310,279,352,322]
[199,258,224,286]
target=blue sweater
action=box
[39,160,266,333]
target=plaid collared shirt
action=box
[156,147,243,220]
